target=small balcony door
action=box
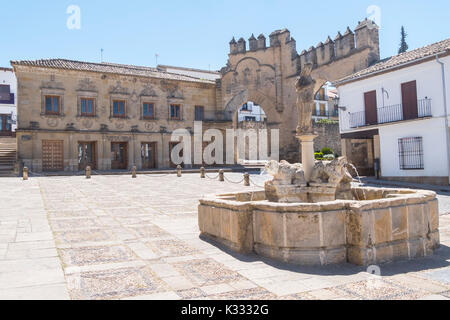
[78,142,97,170]
[364,90,378,126]
[141,142,157,169]
[0,114,12,136]
[401,80,418,120]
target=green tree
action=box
[398,26,409,54]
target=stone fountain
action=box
[198,64,440,266]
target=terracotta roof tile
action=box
[10,59,216,84]
[335,38,450,85]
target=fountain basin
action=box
[198,187,440,266]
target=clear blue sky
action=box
[1,0,449,70]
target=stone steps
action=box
[0,138,17,176]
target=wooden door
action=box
[42,140,64,171]
[401,81,418,120]
[0,114,12,136]
[364,91,378,126]
[141,142,157,169]
[78,142,97,170]
[111,142,128,170]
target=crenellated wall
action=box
[221,18,380,162]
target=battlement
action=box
[229,28,292,54]
[298,18,379,68]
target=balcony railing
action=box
[349,98,432,128]
[313,108,339,118]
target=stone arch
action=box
[223,88,280,129]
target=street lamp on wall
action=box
[333,96,346,114]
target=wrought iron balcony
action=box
[349,98,432,128]
[313,108,339,118]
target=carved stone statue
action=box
[265,160,306,186]
[295,63,316,135]
[264,158,354,203]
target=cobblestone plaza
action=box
[0,173,449,300]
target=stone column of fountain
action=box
[295,63,317,184]
[264,63,354,203]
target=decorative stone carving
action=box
[295,63,316,135]
[82,119,94,129]
[66,123,76,131]
[109,81,128,95]
[115,121,125,130]
[77,78,97,92]
[47,118,59,128]
[140,84,157,97]
[264,157,354,203]
[41,76,64,90]
[310,157,354,200]
[144,122,155,131]
[167,85,184,99]
[130,90,139,104]
[265,160,306,186]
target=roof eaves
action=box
[334,50,450,86]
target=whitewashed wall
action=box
[338,54,450,178]
[0,69,17,132]
[379,117,448,177]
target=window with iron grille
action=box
[398,137,424,170]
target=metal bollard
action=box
[132,166,137,179]
[200,167,205,179]
[219,169,224,182]
[86,166,91,179]
[244,172,250,186]
[23,167,28,181]
[177,165,182,177]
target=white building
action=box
[237,101,267,123]
[313,82,339,121]
[0,68,17,136]
[335,38,450,185]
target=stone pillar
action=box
[297,134,317,183]
[200,167,205,179]
[132,166,137,178]
[23,167,28,180]
[177,165,182,177]
[244,172,250,186]
[219,169,224,182]
[86,166,91,179]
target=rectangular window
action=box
[143,103,154,119]
[195,106,204,121]
[45,95,61,115]
[398,137,424,170]
[170,104,181,120]
[0,85,10,101]
[113,100,126,118]
[81,98,95,116]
